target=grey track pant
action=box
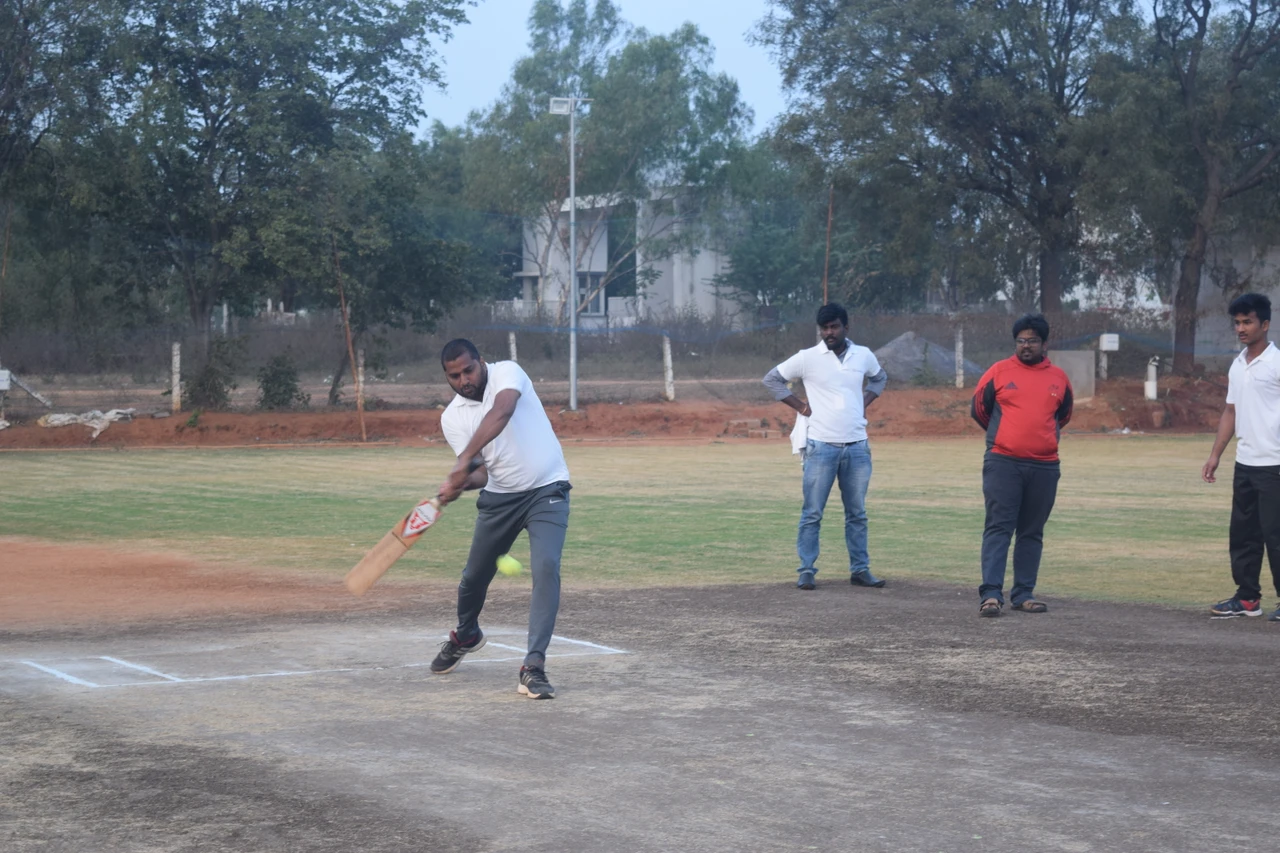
[455,480,570,667]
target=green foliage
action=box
[0,0,125,193]
[0,0,478,353]
[97,0,469,337]
[182,338,241,411]
[4,0,1280,378]
[711,139,952,313]
[259,137,508,335]
[1146,0,1280,371]
[710,140,823,310]
[257,352,310,410]
[463,0,750,322]
[761,0,1142,312]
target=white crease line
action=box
[100,668,357,687]
[551,635,629,655]
[19,661,98,687]
[99,656,184,682]
[12,637,628,690]
[404,657,523,667]
[403,651,621,667]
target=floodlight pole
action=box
[568,101,578,411]
[552,96,590,411]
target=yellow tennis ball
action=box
[496,554,523,577]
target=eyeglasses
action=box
[1014,337,1042,347]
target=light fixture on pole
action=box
[550,95,590,411]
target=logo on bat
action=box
[403,501,440,536]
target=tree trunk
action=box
[1172,172,1223,375]
[328,347,349,406]
[1038,244,1064,314]
[1172,218,1213,376]
[186,286,214,364]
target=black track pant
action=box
[979,452,1060,605]
[1229,464,1280,601]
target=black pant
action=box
[1229,464,1280,601]
[979,453,1060,605]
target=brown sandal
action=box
[979,598,1002,617]
[1011,599,1047,613]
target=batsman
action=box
[431,338,572,699]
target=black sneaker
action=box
[430,630,486,673]
[1269,604,1280,622]
[1209,598,1261,619]
[797,571,816,590]
[850,570,886,588]
[518,665,555,699]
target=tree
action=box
[760,0,1141,313]
[109,0,468,356]
[0,0,122,190]
[1150,0,1280,373]
[710,140,824,312]
[464,0,750,323]
[255,137,508,403]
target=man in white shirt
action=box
[429,339,572,697]
[763,304,888,590]
[1203,293,1280,621]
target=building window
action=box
[577,272,606,316]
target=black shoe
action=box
[518,665,555,699]
[1209,598,1261,619]
[850,570,886,588]
[430,629,486,673]
[1269,604,1280,622]
[797,571,816,590]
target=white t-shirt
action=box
[773,341,883,443]
[441,361,571,493]
[1227,342,1280,466]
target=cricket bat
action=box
[343,498,444,596]
[343,460,482,596]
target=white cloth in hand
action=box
[790,414,808,460]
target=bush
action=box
[257,352,310,410]
[183,338,241,410]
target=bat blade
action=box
[343,499,441,596]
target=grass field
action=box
[0,435,1235,607]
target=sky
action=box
[418,0,787,135]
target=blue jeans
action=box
[798,439,872,577]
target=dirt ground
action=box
[0,540,366,630]
[0,376,1226,449]
[3,538,1280,852]
[4,376,1265,851]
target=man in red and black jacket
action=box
[970,314,1074,617]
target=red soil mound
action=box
[0,378,1223,450]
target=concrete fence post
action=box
[170,342,181,413]
[357,348,366,413]
[662,334,675,401]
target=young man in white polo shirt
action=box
[763,303,888,590]
[430,339,572,697]
[1203,293,1280,620]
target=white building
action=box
[495,195,739,329]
